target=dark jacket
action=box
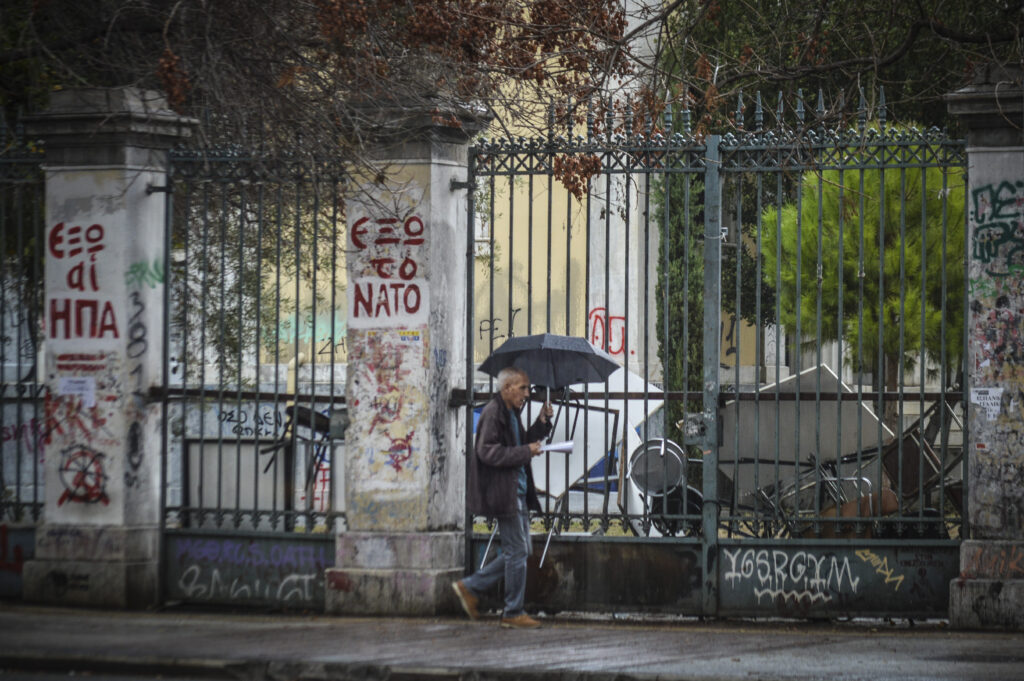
[467,394,551,517]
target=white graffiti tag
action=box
[723,548,860,605]
[177,564,318,604]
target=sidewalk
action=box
[1,603,1023,681]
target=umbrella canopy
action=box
[478,333,619,389]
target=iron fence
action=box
[0,119,46,525]
[466,94,967,550]
[162,149,350,534]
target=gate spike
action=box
[776,92,784,130]
[816,88,826,120]
[796,89,805,125]
[878,86,887,129]
[587,99,595,142]
[605,100,614,140]
[682,96,692,135]
[566,97,573,139]
[857,88,867,132]
[663,90,673,135]
[754,91,763,131]
[735,90,744,130]
[625,102,634,138]
[548,101,556,144]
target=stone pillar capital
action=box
[945,66,1023,147]
[24,87,197,167]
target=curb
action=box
[0,654,673,681]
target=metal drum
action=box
[628,438,686,496]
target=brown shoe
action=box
[452,581,479,620]
[500,613,541,629]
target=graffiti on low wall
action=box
[719,545,957,615]
[165,534,333,608]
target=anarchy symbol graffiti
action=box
[58,446,110,506]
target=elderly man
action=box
[452,366,553,629]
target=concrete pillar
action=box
[325,116,470,615]
[21,88,195,608]
[946,65,1024,629]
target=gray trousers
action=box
[463,496,531,617]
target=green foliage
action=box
[655,174,705,440]
[759,137,966,388]
[660,0,1022,130]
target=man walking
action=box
[453,366,552,629]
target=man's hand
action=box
[528,441,544,457]
[538,401,554,423]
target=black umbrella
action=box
[478,333,619,389]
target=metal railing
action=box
[0,118,45,525]
[162,149,350,533]
[466,94,967,546]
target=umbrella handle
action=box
[545,386,569,444]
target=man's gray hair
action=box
[496,366,527,391]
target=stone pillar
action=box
[946,66,1024,629]
[21,88,195,608]
[324,117,470,615]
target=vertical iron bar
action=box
[158,150,175,603]
[1,160,12,517]
[701,135,722,617]
[753,170,763,532]
[730,170,742,532]
[216,182,229,525]
[814,159,825,530]
[836,165,850,527]
[310,177,322,528]
[198,182,211,526]
[329,177,341,526]
[464,150,477,574]
[273,183,284,529]
[253,182,265,529]
[291,181,303,530]
[234,182,245,527]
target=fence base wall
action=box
[325,531,463,615]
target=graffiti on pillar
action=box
[968,177,1024,386]
[588,306,631,357]
[970,180,1024,277]
[57,445,110,506]
[45,351,123,514]
[348,215,429,329]
[124,258,164,290]
[350,329,426,485]
[47,222,120,340]
[44,392,117,448]
[970,298,1024,381]
[966,174,1024,537]
[123,256,161,490]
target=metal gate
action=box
[158,149,349,610]
[465,95,967,618]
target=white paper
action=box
[58,376,96,408]
[539,440,574,453]
[971,387,1003,421]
